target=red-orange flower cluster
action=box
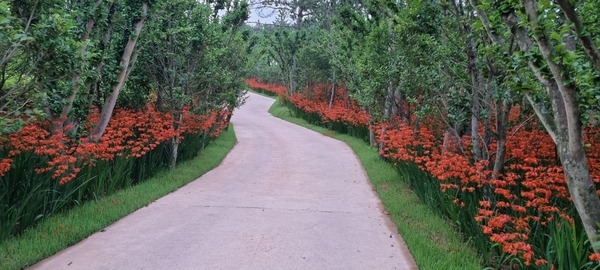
[0,105,230,185]
[245,78,286,95]
[246,78,370,127]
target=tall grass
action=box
[0,125,225,242]
[0,152,67,241]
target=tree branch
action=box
[89,2,148,141]
[526,94,557,143]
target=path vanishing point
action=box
[30,93,418,270]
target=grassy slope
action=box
[0,126,237,270]
[269,100,482,270]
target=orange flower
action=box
[590,253,600,261]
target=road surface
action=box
[31,93,418,270]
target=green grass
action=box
[0,126,237,270]
[269,100,482,270]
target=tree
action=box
[0,0,153,140]
[88,0,149,141]
[0,0,42,134]
[134,0,249,167]
[263,28,305,94]
[477,0,600,251]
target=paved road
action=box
[31,93,418,270]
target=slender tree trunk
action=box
[471,0,513,173]
[89,2,148,141]
[380,19,397,153]
[225,105,234,130]
[369,123,376,147]
[483,82,492,154]
[168,112,183,168]
[169,137,179,168]
[393,88,400,119]
[379,81,395,152]
[63,17,95,113]
[405,94,412,126]
[492,99,511,180]
[468,35,483,161]
[289,55,296,94]
[329,69,336,108]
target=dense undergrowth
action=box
[0,106,230,242]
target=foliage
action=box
[0,0,249,243]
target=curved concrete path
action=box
[31,93,418,270]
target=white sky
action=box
[247,6,278,25]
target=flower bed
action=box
[0,106,230,241]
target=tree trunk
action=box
[467,35,483,161]
[471,0,514,175]
[288,54,296,94]
[559,147,600,243]
[169,111,183,168]
[405,96,411,126]
[169,137,179,168]
[492,99,510,180]
[483,82,492,154]
[379,81,395,152]
[523,2,600,249]
[329,69,336,108]
[384,82,395,118]
[89,2,148,141]
[504,0,600,251]
[369,125,376,147]
[225,105,234,131]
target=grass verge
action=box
[269,100,482,270]
[0,126,237,270]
